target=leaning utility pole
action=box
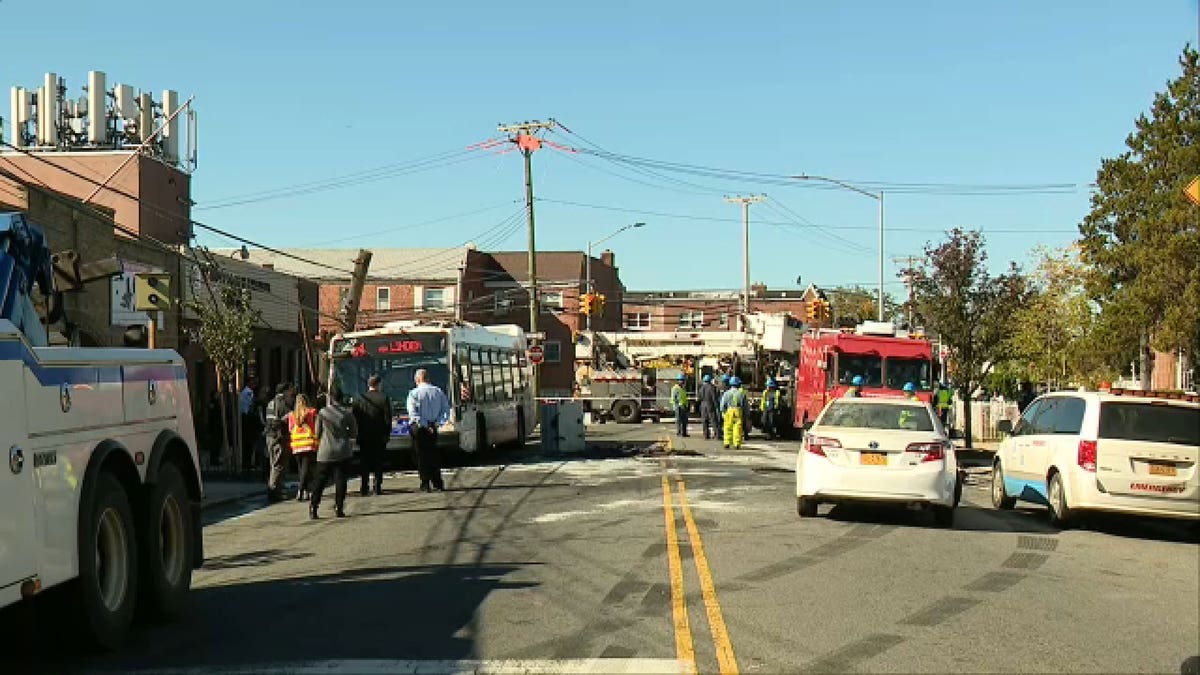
[892,255,921,328]
[499,119,555,399]
[724,195,765,319]
[341,249,373,332]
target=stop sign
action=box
[528,344,545,365]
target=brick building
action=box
[622,284,818,332]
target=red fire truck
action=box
[793,322,936,428]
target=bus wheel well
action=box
[158,438,201,504]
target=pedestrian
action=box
[698,374,720,440]
[760,377,782,440]
[935,381,954,427]
[311,384,358,519]
[1017,381,1035,414]
[846,375,864,398]
[264,382,296,502]
[671,373,689,437]
[288,393,318,502]
[902,382,919,401]
[353,374,393,496]
[255,385,271,480]
[407,368,451,492]
[720,376,749,449]
[239,380,261,474]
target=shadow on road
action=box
[202,548,314,571]
[3,562,537,674]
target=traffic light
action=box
[806,302,819,322]
[134,273,171,312]
[817,299,832,322]
[594,294,607,317]
[580,293,594,315]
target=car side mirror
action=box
[997,419,1013,435]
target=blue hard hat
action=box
[676,373,686,381]
[721,374,731,384]
[702,374,712,383]
[903,382,916,393]
[851,375,865,386]
[766,377,777,387]
[730,376,742,387]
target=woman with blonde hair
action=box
[287,393,318,501]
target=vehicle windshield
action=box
[885,358,932,391]
[820,402,936,431]
[331,334,452,412]
[1099,403,1199,446]
[837,354,882,387]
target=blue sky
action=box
[3,0,1196,292]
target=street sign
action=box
[1185,176,1200,206]
[528,345,545,365]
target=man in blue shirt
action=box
[407,368,452,492]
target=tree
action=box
[911,228,1028,445]
[1078,46,1200,387]
[1007,246,1115,388]
[825,286,903,328]
[189,275,259,469]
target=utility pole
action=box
[892,255,921,328]
[499,119,555,399]
[341,249,373,332]
[724,195,764,321]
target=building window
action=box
[424,287,447,310]
[624,312,651,330]
[540,291,564,312]
[376,287,390,311]
[494,290,512,315]
[678,311,704,329]
[543,340,562,363]
[719,312,729,328]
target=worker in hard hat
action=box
[935,381,954,427]
[846,375,865,398]
[671,373,690,438]
[720,377,750,449]
[902,382,919,401]
[760,377,783,440]
[698,373,721,441]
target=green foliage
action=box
[911,228,1029,442]
[1078,46,1200,368]
[189,282,259,384]
[1006,246,1116,387]
[826,285,903,327]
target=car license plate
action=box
[1148,462,1177,477]
[860,452,887,466]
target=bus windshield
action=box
[331,334,452,412]
[838,354,882,387]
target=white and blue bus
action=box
[328,320,534,455]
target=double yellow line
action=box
[661,473,739,675]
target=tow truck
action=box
[0,212,203,650]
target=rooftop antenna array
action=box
[4,70,197,173]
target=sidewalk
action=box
[201,479,263,511]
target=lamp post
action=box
[586,222,645,330]
[792,175,885,322]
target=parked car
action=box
[796,397,960,527]
[992,390,1199,527]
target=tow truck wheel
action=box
[611,399,640,424]
[140,462,194,620]
[77,471,139,650]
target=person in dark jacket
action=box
[311,385,358,519]
[352,374,393,496]
[698,374,721,440]
[264,382,296,502]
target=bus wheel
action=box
[77,471,138,650]
[611,399,640,424]
[139,462,194,620]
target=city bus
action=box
[328,320,534,455]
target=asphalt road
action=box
[5,424,1198,674]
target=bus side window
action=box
[509,351,522,394]
[471,348,488,403]
[456,346,471,402]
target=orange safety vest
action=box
[289,409,317,453]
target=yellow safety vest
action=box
[672,384,689,409]
[760,390,781,411]
[289,411,317,453]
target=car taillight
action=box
[1078,440,1097,472]
[806,435,841,457]
[905,442,945,463]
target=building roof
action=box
[214,247,470,282]
[625,288,813,302]
[484,251,586,283]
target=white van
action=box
[991,390,1199,527]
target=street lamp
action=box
[586,222,645,330]
[792,174,885,322]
